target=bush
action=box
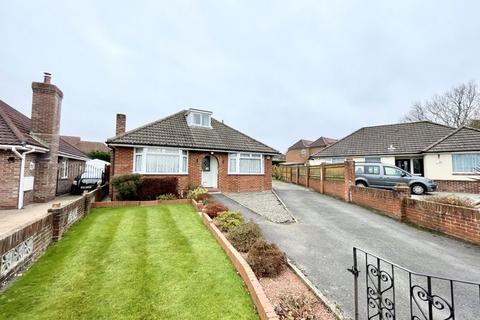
[227,222,263,252]
[204,203,229,218]
[111,174,141,200]
[187,187,209,201]
[274,294,316,320]
[157,193,177,200]
[137,177,178,200]
[247,239,286,277]
[428,195,476,208]
[213,211,244,232]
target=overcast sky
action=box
[1,1,479,153]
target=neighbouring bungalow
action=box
[285,136,336,164]
[310,121,480,193]
[0,73,89,209]
[106,109,279,195]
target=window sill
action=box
[134,172,189,176]
[227,173,265,176]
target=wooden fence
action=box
[275,162,354,200]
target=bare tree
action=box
[403,81,480,127]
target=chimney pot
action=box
[116,114,126,136]
[43,72,52,84]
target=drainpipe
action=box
[11,146,36,209]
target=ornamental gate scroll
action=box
[348,247,480,320]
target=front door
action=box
[201,156,218,188]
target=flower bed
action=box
[192,198,337,320]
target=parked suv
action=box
[355,162,437,195]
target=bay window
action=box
[134,147,188,174]
[452,153,480,173]
[228,153,263,174]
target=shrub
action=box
[428,195,476,208]
[227,222,263,252]
[111,174,141,200]
[247,239,286,277]
[187,187,209,201]
[204,203,229,218]
[137,177,178,200]
[274,294,316,320]
[213,211,244,232]
[157,193,177,200]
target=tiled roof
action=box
[107,110,279,154]
[62,135,110,153]
[0,100,87,159]
[312,121,454,158]
[309,136,337,148]
[287,139,313,151]
[424,126,480,153]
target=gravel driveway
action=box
[215,181,480,320]
[224,191,295,223]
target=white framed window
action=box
[60,158,68,179]
[452,153,480,173]
[188,110,211,128]
[331,157,345,164]
[134,147,188,174]
[228,153,264,174]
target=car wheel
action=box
[356,181,367,187]
[411,184,426,195]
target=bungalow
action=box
[310,121,480,193]
[106,109,279,195]
[0,73,89,209]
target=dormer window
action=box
[187,108,212,128]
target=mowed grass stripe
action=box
[0,204,258,320]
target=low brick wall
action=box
[404,199,480,245]
[350,186,405,220]
[91,199,191,208]
[0,184,107,286]
[435,180,480,193]
[323,180,345,200]
[0,215,53,286]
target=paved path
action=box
[0,195,81,238]
[214,181,480,319]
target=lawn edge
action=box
[192,199,279,320]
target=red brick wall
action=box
[110,148,273,196]
[323,180,345,199]
[435,180,480,193]
[0,214,53,285]
[404,199,480,245]
[350,186,405,220]
[0,150,21,209]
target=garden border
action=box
[91,199,191,208]
[192,199,279,320]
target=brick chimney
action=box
[31,72,63,202]
[116,113,126,136]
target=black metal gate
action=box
[349,247,480,320]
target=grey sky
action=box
[1,1,479,153]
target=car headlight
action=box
[72,180,78,186]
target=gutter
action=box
[11,146,37,209]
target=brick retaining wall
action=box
[350,186,408,220]
[435,180,480,193]
[404,199,480,245]
[0,184,108,286]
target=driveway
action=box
[214,181,480,319]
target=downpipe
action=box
[11,146,36,209]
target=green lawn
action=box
[0,204,258,320]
